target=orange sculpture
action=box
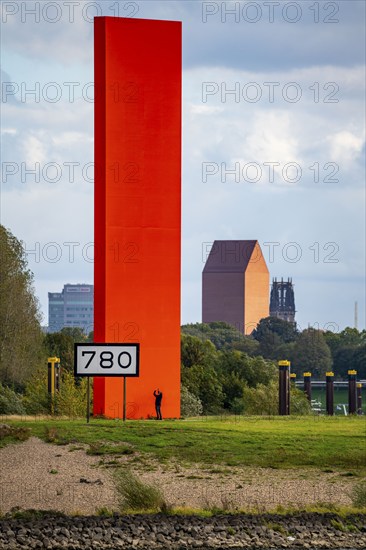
[94,17,181,418]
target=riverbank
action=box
[0,511,364,549]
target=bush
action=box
[24,368,89,417]
[182,364,224,414]
[351,482,366,508]
[54,371,89,417]
[23,368,50,414]
[290,387,312,415]
[242,380,311,415]
[242,380,278,415]
[230,397,245,415]
[0,382,26,415]
[114,469,166,512]
[180,385,203,417]
[0,423,30,443]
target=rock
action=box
[0,512,365,549]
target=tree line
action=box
[0,224,364,416]
[180,319,365,414]
[182,319,365,379]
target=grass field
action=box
[2,416,365,473]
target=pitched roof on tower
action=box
[203,240,258,273]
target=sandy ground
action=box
[0,437,361,515]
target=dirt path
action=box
[0,437,359,514]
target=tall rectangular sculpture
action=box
[94,17,181,418]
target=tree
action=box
[216,350,276,388]
[182,364,223,414]
[324,327,365,356]
[324,328,366,379]
[275,341,296,364]
[323,330,343,358]
[353,345,366,379]
[181,334,217,369]
[252,316,299,344]
[333,344,366,379]
[292,328,332,377]
[257,329,283,359]
[251,317,298,360]
[44,327,87,373]
[0,225,44,388]
[60,327,87,342]
[221,371,246,409]
[181,322,260,355]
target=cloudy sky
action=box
[1,0,365,332]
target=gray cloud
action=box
[1,0,365,330]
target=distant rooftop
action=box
[203,240,258,273]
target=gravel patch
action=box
[0,437,117,514]
[0,437,360,514]
[136,463,356,511]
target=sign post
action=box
[123,377,127,422]
[87,378,91,424]
[74,343,140,423]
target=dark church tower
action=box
[270,278,296,323]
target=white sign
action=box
[74,343,139,377]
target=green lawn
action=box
[3,416,365,472]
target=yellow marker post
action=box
[48,357,60,414]
[348,370,357,414]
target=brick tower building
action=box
[202,240,269,334]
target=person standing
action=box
[153,388,163,420]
